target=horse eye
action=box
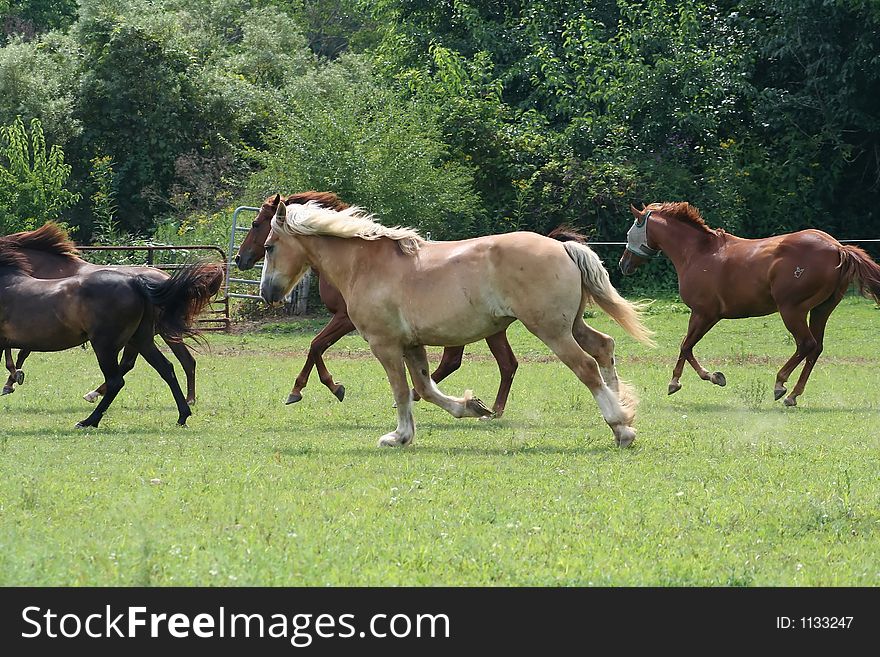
[265,244,274,253]
[252,221,259,228]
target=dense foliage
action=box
[1,0,879,290]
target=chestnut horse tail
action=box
[561,241,656,346]
[135,262,225,343]
[839,245,880,303]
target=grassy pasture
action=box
[1,297,878,586]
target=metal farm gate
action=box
[226,205,311,314]
[78,244,230,331]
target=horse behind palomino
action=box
[261,201,654,448]
[236,192,520,416]
[619,202,880,405]
[0,225,200,403]
[0,224,224,428]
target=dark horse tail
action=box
[839,245,880,302]
[135,262,225,343]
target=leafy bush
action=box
[247,55,482,239]
[0,115,79,233]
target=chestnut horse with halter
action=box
[619,202,880,406]
[0,227,200,403]
[261,201,653,447]
[0,223,223,428]
[235,192,519,417]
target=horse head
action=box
[235,193,280,270]
[259,200,311,306]
[619,204,660,275]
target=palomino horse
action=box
[0,226,199,403]
[619,202,880,405]
[0,224,224,427]
[236,192,519,417]
[261,201,654,447]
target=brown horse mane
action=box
[547,224,590,243]
[0,222,81,258]
[647,202,717,234]
[283,191,351,212]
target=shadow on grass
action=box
[280,444,621,457]
[3,425,190,438]
[666,401,872,414]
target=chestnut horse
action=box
[235,192,519,417]
[0,224,224,428]
[261,201,653,448]
[619,202,880,406]
[0,226,199,403]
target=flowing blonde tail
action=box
[562,241,656,346]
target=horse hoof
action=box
[377,432,410,447]
[773,386,787,401]
[286,392,303,405]
[614,426,637,448]
[75,421,93,429]
[667,382,682,395]
[15,370,24,385]
[783,397,797,407]
[2,386,13,395]
[83,391,100,403]
[466,396,493,418]
[710,372,726,387]
[333,385,346,402]
[186,398,196,407]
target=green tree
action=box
[0,116,79,233]
[248,55,482,239]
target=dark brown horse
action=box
[0,224,224,427]
[0,228,199,402]
[619,202,880,405]
[235,192,520,416]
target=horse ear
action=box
[270,193,281,205]
[630,204,643,219]
[273,199,286,223]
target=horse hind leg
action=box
[404,346,493,419]
[485,332,518,418]
[780,295,842,406]
[138,340,192,426]
[528,322,636,447]
[773,305,817,406]
[166,338,196,405]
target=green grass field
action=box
[1,297,878,586]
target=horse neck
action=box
[652,216,719,270]
[22,249,85,278]
[294,234,364,299]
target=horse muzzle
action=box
[260,282,286,306]
[235,252,255,270]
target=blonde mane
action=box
[275,202,424,255]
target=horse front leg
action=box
[416,345,464,402]
[3,348,26,394]
[369,341,417,447]
[287,313,354,404]
[669,312,723,394]
[404,346,493,419]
